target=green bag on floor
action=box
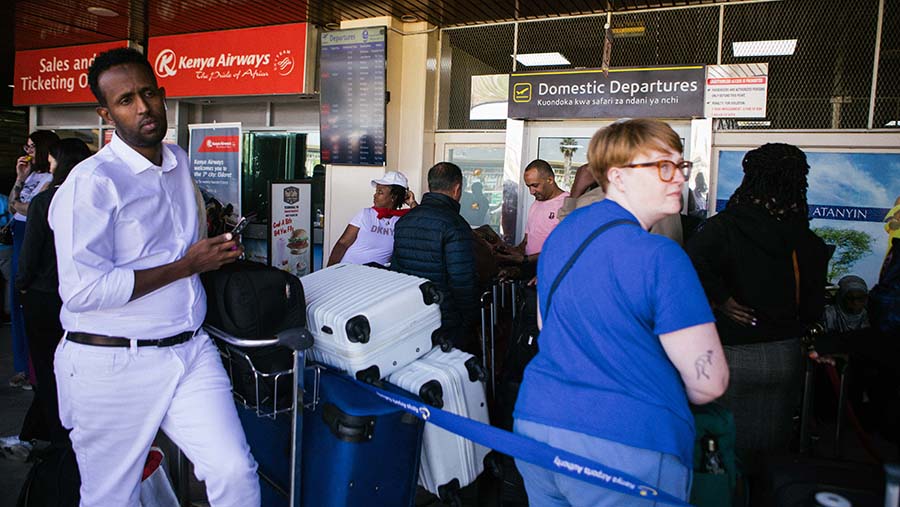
[689,403,738,507]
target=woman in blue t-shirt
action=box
[513,119,729,506]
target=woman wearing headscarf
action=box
[686,143,830,476]
[7,130,59,390]
[822,275,869,334]
[17,138,92,445]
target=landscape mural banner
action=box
[715,150,900,288]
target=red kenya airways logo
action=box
[199,136,239,153]
[154,48,285,78]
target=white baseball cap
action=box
[371,171,409,189]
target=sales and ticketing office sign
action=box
[148,23,307,98]
[508,66,706,119]
[13,41,129,106]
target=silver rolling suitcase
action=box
[301,263,442,382]
[388,347,490,502]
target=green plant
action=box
[812,226,874,282]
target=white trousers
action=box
[54,331,261,507]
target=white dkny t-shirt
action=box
[341,207,400,266]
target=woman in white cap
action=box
[328,170,417,267]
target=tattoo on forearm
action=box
[695,350,713,380]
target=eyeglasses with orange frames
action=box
[621,159,693,183]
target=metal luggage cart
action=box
[205,324,313,507]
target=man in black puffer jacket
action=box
[392,162,478,351]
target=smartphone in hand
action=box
[230,216,250,236]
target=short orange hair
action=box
[587,119,683,191]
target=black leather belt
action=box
[66,330,196,348]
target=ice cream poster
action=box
[715,150,900,288]
[270,181,313,278]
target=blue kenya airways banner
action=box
[716,150,900,287]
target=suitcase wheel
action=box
[322,403,376,443]
[419,380,445,409]
[432,329,453,352]
[346,315,371,344]
[420,282,443,306]
[464,357,487,382]
[355,365,381,384]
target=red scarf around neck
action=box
[372,207,411,219]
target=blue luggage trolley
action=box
[206,324,313,507]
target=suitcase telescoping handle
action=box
[204,324,314,351]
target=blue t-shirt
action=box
[514,199,714,467]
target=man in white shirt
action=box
[49,47,259,506]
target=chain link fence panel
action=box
[874,0,900,128]
[440,0,895,131]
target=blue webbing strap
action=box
[338,374,692,506]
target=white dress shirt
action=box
[49,133,205,339]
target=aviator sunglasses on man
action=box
[622,159,693,182]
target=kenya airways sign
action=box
[147,23,307,98]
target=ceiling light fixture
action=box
[400,14,418,23]
[324,22,341,30]
[732,39,797,57]
[87,6,119,17]
[514,52,571,67]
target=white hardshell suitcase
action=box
[388,347,490,501]
[301,263,442,382]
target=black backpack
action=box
[870,238,900,336]
[201,260,307,338]
[17,445,80,507]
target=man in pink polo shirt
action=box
[496,159,568,277]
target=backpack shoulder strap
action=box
[542,218,639,318]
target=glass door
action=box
[521,121,693,236]
[436,131,510,240]
[241,132,308,222]
[445,144,505,230]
